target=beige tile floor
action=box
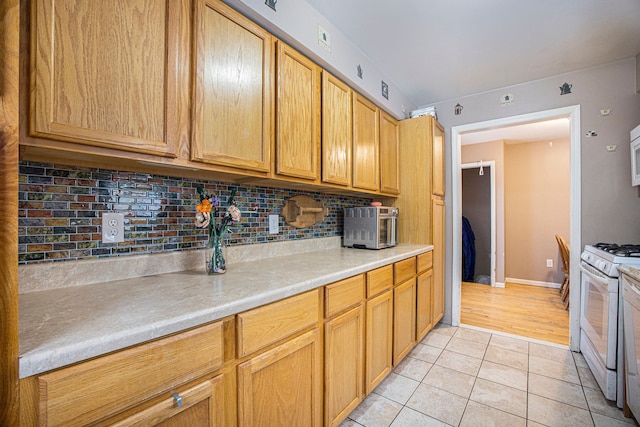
[341,324,640,427]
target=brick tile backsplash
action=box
[18,162,372,264]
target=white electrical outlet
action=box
[102,212,124,243]
[268,215,279,234]
[546,259,553,268]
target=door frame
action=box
[450,105,581,351]
[461,161,497,288]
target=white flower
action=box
[194,211,211,228]
[228,205,241,222]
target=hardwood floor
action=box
[461,281,570,345]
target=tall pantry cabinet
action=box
[396,115,446,324]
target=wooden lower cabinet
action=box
[237,329,323,427]
[324,305,365,427]
[365,290,393,394]
[416,268,434,341]
[393,278,417,365]
[21,254,438,427]
[111,376,225,427]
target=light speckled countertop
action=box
[620,264,640,281]
[19,243,431,378]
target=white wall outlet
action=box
[606,145,618,152]
[546,259,553,268]
[600,109,612,116]
[102,212,124,243]
[318,24,331,52]
[268,214,279,234]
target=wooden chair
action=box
[555,235,570,309]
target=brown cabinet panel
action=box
[393,278,416,365]
[352,93,380,191]
[30,0,190,156]
[192,0,273,171]
[365,290,393,394]
[366,265,393,298]
[321,72,353,186]
[379,111,400,194]
[236,289,319,357]
[237,329,322,427]
[325,274,365,318]
[416,268,434,341]
[432,197,446,323]
[276,42,321,180]
[324,305,365,426]
[394,257,416,285]
[432,120,446,197]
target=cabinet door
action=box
[276,42,321,180]
[379,111,400,195]
[238,329,322,427]
[325,305,364,427]
[192,0,272,172]
[321,72,352,186]
[352,93,380,191]
[416,269,434,341]
[393,278,416,365]
[432,120,446,196]
[30,0,190,157]
[110,376,224,427]
[432,197,445,324]
[365,290,393,394]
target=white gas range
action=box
[580,243,640,408]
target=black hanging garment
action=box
[462,216,476,282]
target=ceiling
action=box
[460,118,570,145]
[304,0,640,108]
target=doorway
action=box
[450,106,581,351]
[461,161,496,287]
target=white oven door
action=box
[580,261,619,369]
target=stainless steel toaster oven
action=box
[343,206,398,249]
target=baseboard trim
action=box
[505,277,561,289]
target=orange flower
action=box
[196,199,212,213]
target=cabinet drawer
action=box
[325,275,365,318]
[417,251,433,273]
[38,321,224,427]
[237,289,320,357]
[366,265,393,298]
[394,257,416,285]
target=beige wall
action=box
[462,140,505,283]
[504,139,570,284]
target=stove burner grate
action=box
[594,243,640,257]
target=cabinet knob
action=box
[172,393,183,408]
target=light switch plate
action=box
[102,212,124,243]
[268,215,279,234]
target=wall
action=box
[223,0,415,119]
[462,168,491,281]
[504,139,570,285]
[435,58,640,324]
[18,161,371,264]
[462,141,505,283]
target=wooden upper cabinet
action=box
[275,42,321,180]
[379,111,400,194]
[432,120,446,196]
[321,72,352,186]
[352,93,380,191]
[30,0,190,157]
[191,0,273,172]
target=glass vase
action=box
[206,234,226,275]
